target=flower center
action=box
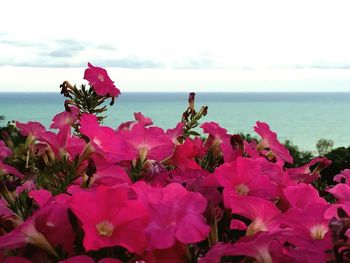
[97,73,105,82]
[310,224,328,240]
[246,218,268,236]
[96,221,114,237]
[235,183,250,196]
[138,144,149,162]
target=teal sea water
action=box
[1,92,350,151]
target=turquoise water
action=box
[1,92,350,151]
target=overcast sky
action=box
[1,0,350,92]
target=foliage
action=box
[316,138,334,156]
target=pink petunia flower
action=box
[40,125,86,160]
[334,169,350,184]
[0,140,12,160]
[282,183,327,209]
[16,121,46,142]
[0,160,24,179]
[133,182,210,249]
[200,122,232,160]
[79,113,134,162]
[68,185,150,253]
[214,157,277,208]
[84,63,120,97]
[327,183,350,203]
[50,106,79,130]
[199,230,290,263]
[120,123,174,163]
[166,122,185,144]
[254,121,293,163]
[59,255,123,263]
[280,203,331,252]
[0,197,75,256]
[286,157,331,183]
[170,138,201,170]
[117,112,153,131]
[229,195,281,235]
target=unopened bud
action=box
[188,92,195,111]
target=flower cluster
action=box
[0,63,347,262]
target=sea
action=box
[1,92,350,152]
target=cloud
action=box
[2,34,350,70]
[92,57,165,68]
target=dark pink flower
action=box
[0,140,12,160]
[3,256,32,263]
[117,112,153,131]
[200,230,289,263]
[282,183,327,209]
[200,122,231,159]
[254,121,293,163]
[68,186,150,253]
[141,241,187,263]
[120,124,174,163]
[280,203,331,251]
[84,62,120,97]
[215,157,277,207]
[16,121,46,139]
[50,106,79,129]
[133,182,210,249]
[0,160,24,179]
[89,156,132,186]
[170,138,201,170]
[229,196,281,235]
[79,114,134,162]
[334,169,350,184]
[328,183,350,203]
[166,122,185,144]
[0,199,74,256]
[286,157,331,183]
[59,255,94,263]
[40,125,86,160]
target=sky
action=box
[1,0,350,92]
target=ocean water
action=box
[1,92,350,151]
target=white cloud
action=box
[1,0,350,69]
[1,0,350,91]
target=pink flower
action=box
[0,140,12,160]
[2,256,32,263]
[282,183,327,209]
[117,112,153,131]
[79,114,134,162]
[59,256,123,263]
[334,169,350,184]
[16,121,46,139]
[166,122,185,144]
[229,196,281,235]
[254,121,293,163]
[200,122,231,159]
[68,186,150,253]
[286,157,331,183]
[200,230,289,263]
[40,125,86,160]
[50,106,79,129]
[328,183,350,203]
[141,241,187,263]
[280,203,331,250]
[120,124,174,163]
[133,182,210,249]
[0,160,24,179]
[215,157,277,207]
[0,199,74,256]
[170,138,201,170]
[84,62,120,97]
